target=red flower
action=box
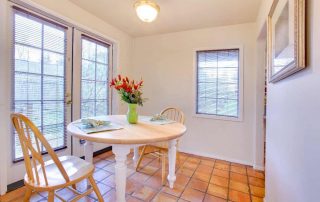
[118,74,121,81]
[138,80,143,86]
[126,77,129,83]
[110,79,115,86]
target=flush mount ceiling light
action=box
[134,0,160,23]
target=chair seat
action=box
[25,156,94,189]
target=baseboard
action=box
[179,148,253,166]
[253,164,265,171]
[6,146,112,193]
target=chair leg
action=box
[88,175,103,202]
[136,145,147,171]
[24,187,32,202]
[161,152,166,185]
[48,191,54,202]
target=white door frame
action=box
[71,29,113,157]
[0,0,10,195]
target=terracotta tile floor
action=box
[0,151,265,202]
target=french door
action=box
[7,7,73,184]
[7,5,113,187]
[72,29,112,157]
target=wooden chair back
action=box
[160,107,185,124]
[11,113,70,186]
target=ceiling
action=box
[69,0,262,37]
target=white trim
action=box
[253,164,265,171]
[192,45,244,122]
[179,148,252,166]
[0,0,9,195]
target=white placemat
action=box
[73,119,123,134]
[139,116,176,125]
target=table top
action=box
[67,115,187,144]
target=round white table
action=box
[67,115,187,202]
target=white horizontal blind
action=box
[12,9,67,160]
[196,49,240,118]
[80,36,109,118]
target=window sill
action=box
[193,113,243,122]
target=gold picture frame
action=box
[267,0,306,83]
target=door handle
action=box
[65,93,72,105]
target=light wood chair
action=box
[11,113,104,202]
[135,107,185,185]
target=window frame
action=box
[193,46,244,122]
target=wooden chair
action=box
[135,107,185,185]
[11,113,104,202]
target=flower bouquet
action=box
[109,75,146,123]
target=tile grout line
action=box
[155,155,190,200]
[246,166,253,202]
[226,162,231,202]
[180,156,201,202]
[201,158,216,202]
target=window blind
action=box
[80,36,109,118]
[12,9,67,160]
[196,49,240,118]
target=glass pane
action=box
[218,50,239,68]
[218,84,238,99]
[44,25,65,53]
[198,67,217,83]
[96,82,107,99]
[198,82,206,98]
[43,76,64,100]
[43,124,64,148]
[218,68,238,84]
[14,101,42,126]
[82,81,95,100]
[15,44,41,73]
[15,14,42,48]
[82,39,96,61]
[81,101,95,118]
[96,44,108,64]
[43,101,64,126]
[205,83,217,99]
[82,60,95,80]
[43,51,64,76]
[217,99,238,117]
[15,73,42,101]
[96,63,107,81]
[198,52,218,68]
[197,98,217,115]
[96,100,107,116]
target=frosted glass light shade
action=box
[134,0,160,22]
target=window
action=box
[80,36,110,118]
[196,49,241,119]
[12,9,67,160]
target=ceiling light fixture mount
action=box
[134,0,160,23]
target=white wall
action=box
[131,23,258,165]
[0,0,133,193]
[257,0,320,201]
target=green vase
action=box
[127,103,138,124]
